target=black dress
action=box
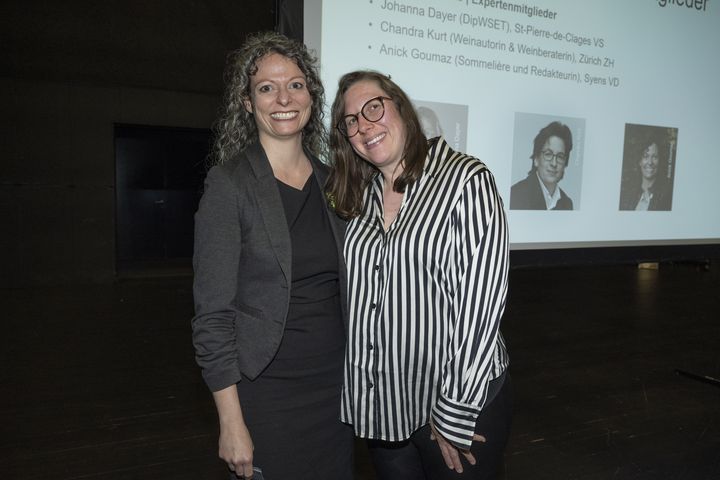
[235,174,353,480]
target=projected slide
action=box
[305,0,720,248]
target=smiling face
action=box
[244,53,312,145]
[343,80,406,178]
[639,143,659,181]
[533,135,567,193]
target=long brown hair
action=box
[326,71,428,220]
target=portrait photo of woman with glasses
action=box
[510,120,577,210]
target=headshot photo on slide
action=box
[413,99,468,153]
[509,112,586,211]
[618,123,677,212]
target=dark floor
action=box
[2,262,719,479]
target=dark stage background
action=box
[1,1,718,479]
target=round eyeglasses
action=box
[337,96,392,138]
[540,149,567,166]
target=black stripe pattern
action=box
[340,137,510,450]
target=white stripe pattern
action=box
[340,137,510,450]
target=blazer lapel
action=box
[245,142,292,284]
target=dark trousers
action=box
[368,377,512,480]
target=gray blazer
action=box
[191,142,347,392]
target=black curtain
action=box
[277,0,303,41]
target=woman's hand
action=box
[430,422,486,473]
[219,416,254,478]
[213,386,255,478]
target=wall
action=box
[0,0,275,286]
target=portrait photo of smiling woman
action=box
[618,123,677,211]
[509,113,585,211]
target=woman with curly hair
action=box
[619,126,674,211]
[192,31,353,479]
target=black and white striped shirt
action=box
[340,137,510,450]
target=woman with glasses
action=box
[327,70,511,479]
[510,121,574,210]
[192,32,353,479]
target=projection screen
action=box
[303,0,720,251]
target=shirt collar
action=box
[536,171,562,210]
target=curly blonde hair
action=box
[210,31,327,165]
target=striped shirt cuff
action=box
[431,394,482,450]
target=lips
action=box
[364,132,386,147]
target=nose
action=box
[356,114,375,134]
[277,88,290,106]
